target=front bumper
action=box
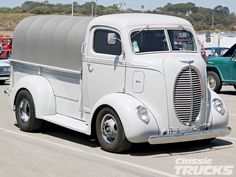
[148,127,231,144]
[0,75,10,81]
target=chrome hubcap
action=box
[101,114,118,144]
[18,99,30,122]
[208,75,216,90]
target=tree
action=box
[30,6,50,14]
[103,4,120,14]
[0,1,235,31]
[214,5,230,16]
[21,1,42,12]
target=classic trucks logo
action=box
[175,157,234,176]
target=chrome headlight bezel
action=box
[212,98,225,115]
[136,105,150,124]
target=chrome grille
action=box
[174,67,202,125]
[0,66,10,74]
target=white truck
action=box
[0,59,10,84]
[8,14,231,152]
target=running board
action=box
[43,114,88,134]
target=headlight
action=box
[213,98,225,115]
[137,105,150,124]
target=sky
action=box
[0,0,236,13]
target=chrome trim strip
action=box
[10,59,81,75]
[148,127,231,144]
[189,65,193,124]
[0,76,9,80]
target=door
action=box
[219,45,236,82]
[83,27,126,109]
[230,51,236,82]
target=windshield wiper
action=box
[131,25,150,39]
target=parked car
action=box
[0,37,12,59]
[207,44,236,92]
[0,59,10,84]
[8,14,230,153]
[205,47,229,58]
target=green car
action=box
[207,44,236,93]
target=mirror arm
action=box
[114,38,125,61]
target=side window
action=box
[93,29,121,55]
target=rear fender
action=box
[10,75,55,118]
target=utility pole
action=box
[211,10,214,30]
[141,5,144,12]
[91,2,94,17]
[119,2,126,12]
[71,1,74,16]
[95,0,98,16]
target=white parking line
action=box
[225,136,236,142]
[223,97,236,101]
[0,128,179,177]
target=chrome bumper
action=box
[148,127,231,144]
[0,76,9,80]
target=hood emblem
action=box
[180,60,194,65]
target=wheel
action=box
[96,107,131,153]
[0,80,5,85]
[15,90,43,132]
[207,71,222,93]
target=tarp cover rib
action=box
[13,15,93,71]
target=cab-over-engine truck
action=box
[8,14,231,152]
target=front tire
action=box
[96,107,131,153]
[207,71,222,93]
[15,90,43,132]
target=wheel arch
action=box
[14,88,30,106]
[207,66,223,81]
[91,104,114,138]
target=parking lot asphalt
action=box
[0,84,235,177]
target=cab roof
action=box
[90,13,193,30]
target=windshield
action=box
[223,44,236,57]
[168,30,197,51]
[131,30,169,53]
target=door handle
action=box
[87,63,94,72]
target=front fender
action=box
[9,75,55,118]
[90,93,159,143]
[208,88,229,129]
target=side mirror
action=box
[107,33,117,45]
